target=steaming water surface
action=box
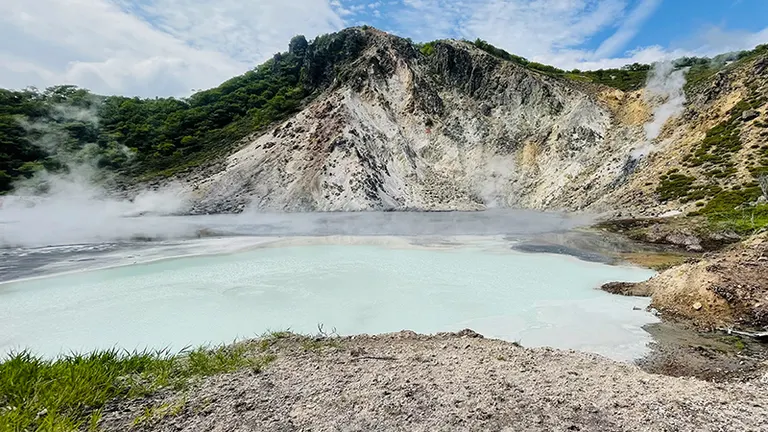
[0,211,657,361]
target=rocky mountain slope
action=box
[187,28,642,213]
[606,51,768,217]
[181,27,767,215]
[3,27,765,217]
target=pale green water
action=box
[0,242,657,361]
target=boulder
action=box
[742,109,760,121]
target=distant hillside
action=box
[0,30,370,191]
[1,27,767,220]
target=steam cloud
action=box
[631,61,688,159]
[1,172,192,247]
[0,101,192,248]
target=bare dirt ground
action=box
[638,320,768,382]
[602,231,768,330]
[101,330,768,432]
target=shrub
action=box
[420,42,436,57]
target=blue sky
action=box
[623,0,768,49]
[0,0,766,97]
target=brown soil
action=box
[637,320,768,382]
[100,331,768,432]
[615,251,695,271]
[616,232,768,330]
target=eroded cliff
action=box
[180,28,767,215]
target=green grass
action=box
[0,344,274,431]
[656,172,696,201]
[419,42,436,57]
[661,92,768,210]
[722,335,747,351]
[684,185,768,235]
[701,202,768,235]
[684,64,721,93]
[695,188,762,214]
[656,171,722,203]
[132,398,187,428]
[682,92,767,176]
[684,118,742,170]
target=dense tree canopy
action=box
[469,39,767,93]
[0,52,307,192]
[0,30,366,192]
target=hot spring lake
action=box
[0,210,657,361]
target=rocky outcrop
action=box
[185,29,647,213]
[595,217,743,252]
[600,281,654,296]
[179,29,767,215]
[606,232,768,330]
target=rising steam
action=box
[1,172,192,247]
[0,101,192,248]
[630,61,688,159]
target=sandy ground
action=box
[101,331,768,432]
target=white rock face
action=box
[188,33,649,213]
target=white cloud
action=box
[386,0,664,67]
[558,25,768,72]
[389,0,658,67]
[592,0,661,59]
[389,0,768,71]
[686,26,768,55]
[0,0,766,97]
[463,0,628,57]
[0,0,344,97]
[115,0,344,64]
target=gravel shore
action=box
[101,330,768,432]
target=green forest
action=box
[465,38,650,91]
[1,27,765,193]
[466,39,767,93]
[0,31,367,192]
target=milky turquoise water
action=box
[0,241,657,361]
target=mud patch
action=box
[511,242,611,264]
[637,320,768,382]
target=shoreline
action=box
[92,331,768,431]
[5,330,768,431]
[638,319,768,381]
[4,221,768,429]
[5,224,765,380]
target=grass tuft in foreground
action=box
[0,343,274,431]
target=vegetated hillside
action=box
[6,29,635,194]
[1,27,767,219]
[461,39,651,92]
[603,44,768,230]
[0,32,369,192]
